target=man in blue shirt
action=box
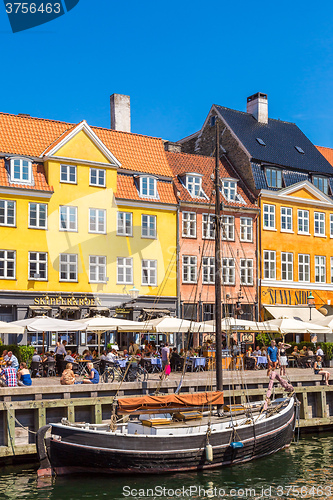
[267,340,278,376]
[7,351,19,371]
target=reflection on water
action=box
[1,435,333,499]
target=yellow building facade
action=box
[0,116,177,338]
[260,181,333,314]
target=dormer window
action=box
[313,175,329,195]
[186,174,203,197]
[10,158,32,184]
[222,180,237,201]
[265,167,282,188]
[139,176,157,198]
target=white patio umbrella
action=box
[204,318,268,331]
[79,316,152,354]
[0,320,24,334]
[262,317,331,334]
[10,316,85,354]
[144,316,214,333]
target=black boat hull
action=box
[39,397,296,475]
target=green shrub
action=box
[18,345,35,366]
[0,344,22,362]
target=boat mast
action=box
[214,116,223,392]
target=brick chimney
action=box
[246,92,268,124]
[110,94,131,133]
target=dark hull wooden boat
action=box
[37,394,297,476]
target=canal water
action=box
[1,434,333,500]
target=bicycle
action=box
[101,361,148,383]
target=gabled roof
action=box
[0,112,173,177]
[0,159,53,193]
[316,145,333,166]
[166,151,256,208]
[261,180,333,207]
[214,105,333,175]
[116,174,177,205]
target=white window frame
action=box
[330,214,333,238]
[117,257,133,284]
[202,213,215,240]
[281,207,293,232]
[185,174,203,197]
[117,212,132,236]
[222,258,235,285]
[28,251,48,281]
[139,176,157,198]
[0,250,16,279]
[297,209,310,234]
[281,252,293,281]
[263,250,276,280]
[202,257,215,284]
[89,208,106,234]
[10,158,32,184]
[59,253,78,282]
[298,254,310,283]
[315,255,326,283]
[265,168,282,188]
[141,214,157,239]
[89,255,107,283]
[182,255,197,283]
[222,180,237,201]
[313,175,329,194]
[240,259,253,285]
[0,200,16,227]
[263,204,276,230]
[182,212,196,238]
[142,259,157,286]
[240,217,253,242]
[314,212,325,236]
[90,168,106,187]
[59,206,78,232]
[60,164,77,184]
[28,203,47,230]
[221,216,235,241]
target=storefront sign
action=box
[115,308,131,314]
[241,332,254,343]
[34,295,102,307]
[262,288,308,306]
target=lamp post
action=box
[307,291,315,321]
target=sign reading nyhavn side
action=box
[34,295,102,306]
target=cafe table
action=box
[189,357,206,371]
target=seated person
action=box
[292,346,300,357]
[299,345,308,356]
[60,362,76,385]
[314,356,330,385]
[170,348,183,371]
[0,360,17,387]
[261,346,267,357]
[129,341,140,355]
[106,349,118,363]
[246,347,258,369]
[82,362,100,384]
[82,349,93,361]
[32,350,42,363]
[307,348,314,356]
[64,350,75,362]
[17,362,32,386]
[100,350,107,361]
[143,340,153,355]
[92,350,98,359]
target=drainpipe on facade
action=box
[257,195,262,321]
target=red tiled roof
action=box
[116,174,177,205]
[316,145,333,167]
[166,151,256,208]
[0,158,52,192]
[0,112,173,177]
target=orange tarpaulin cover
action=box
[117,391,224,414]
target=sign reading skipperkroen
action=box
[3,0,80,33]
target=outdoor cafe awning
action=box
[264,305,324,323]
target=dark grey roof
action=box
[215,105,333,175]
[283,170,308,187]
[251,163,268,190]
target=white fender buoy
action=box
[205,444,213,462]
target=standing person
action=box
[161,342,170,371]
[0,361,17,387]
[129,341,140,355]
[314,356,330,385]
[278,341,291,376]
[55,340,67,375]
[17,362,32,386]
[267,340,279,376]
[316,344,324,357]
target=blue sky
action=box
[1,0,333,147]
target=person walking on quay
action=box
[314,356,330,385]
[0,360,17,387]
[267,339,278,376]
[278,342,291,376]
[161,342,170,370]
